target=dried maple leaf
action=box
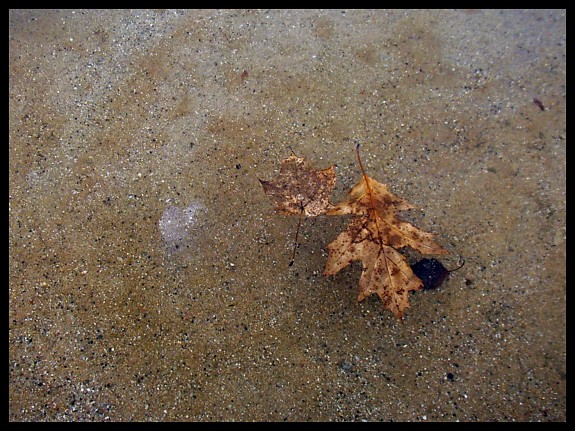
[259,155,336,217]
[323,146,448,319]
[327,174,448,255]
[260,154,337,266]
[323,216,424,318]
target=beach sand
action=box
[9,9,565,421]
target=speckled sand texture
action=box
[9,10,565,421]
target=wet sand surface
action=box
[9,9,565,421]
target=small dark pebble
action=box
[340,362,353,372]
[411,258,450,290]
[447,372,455,381]
[533,98,545,111]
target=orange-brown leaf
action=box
[324,150,448,319]
[259,155,336,216]
[328,175,414,216]
[323,216,424,319]
[328,175,448,255]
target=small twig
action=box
[288,202,305,266]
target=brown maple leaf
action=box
[260,154,337,266]
[323,145,448,319]
[259,155,336,217]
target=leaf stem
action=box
[289,202,304,266]
[355,144,366,177]
[356,144,381,239]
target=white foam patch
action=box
[159,201,206,246]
